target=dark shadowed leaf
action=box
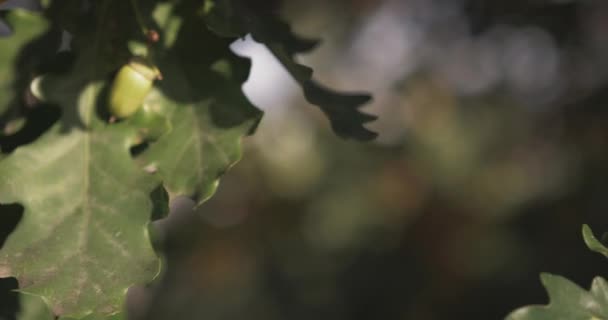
[203,0,377,141]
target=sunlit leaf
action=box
[0,123,161,317]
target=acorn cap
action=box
[128,56,162,81]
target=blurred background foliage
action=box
[130,0,608,319]
[3,0,608,319]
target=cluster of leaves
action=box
[506,225,608,320]
[0,0,375,318]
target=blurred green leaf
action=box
[506,273,608,320]
[582,224,608,259]
[16,294,54,320]
[62,311,124,320]
[126,103,172,142]
[0,10,49,116]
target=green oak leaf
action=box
[506,273,608,320]
[1,4,163,317]
[0,10,49,116]
[13,293,123,320]
[14,291,124,320]
[63,311,125,320]
[0,124,161,318]
[136,3,262,204]
[126,103,172,142]
[203,0,377,141]
[14,294,124,320]
[16,293,54,320]
[582,224,608,259]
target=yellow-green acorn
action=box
[109,57,161,119]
